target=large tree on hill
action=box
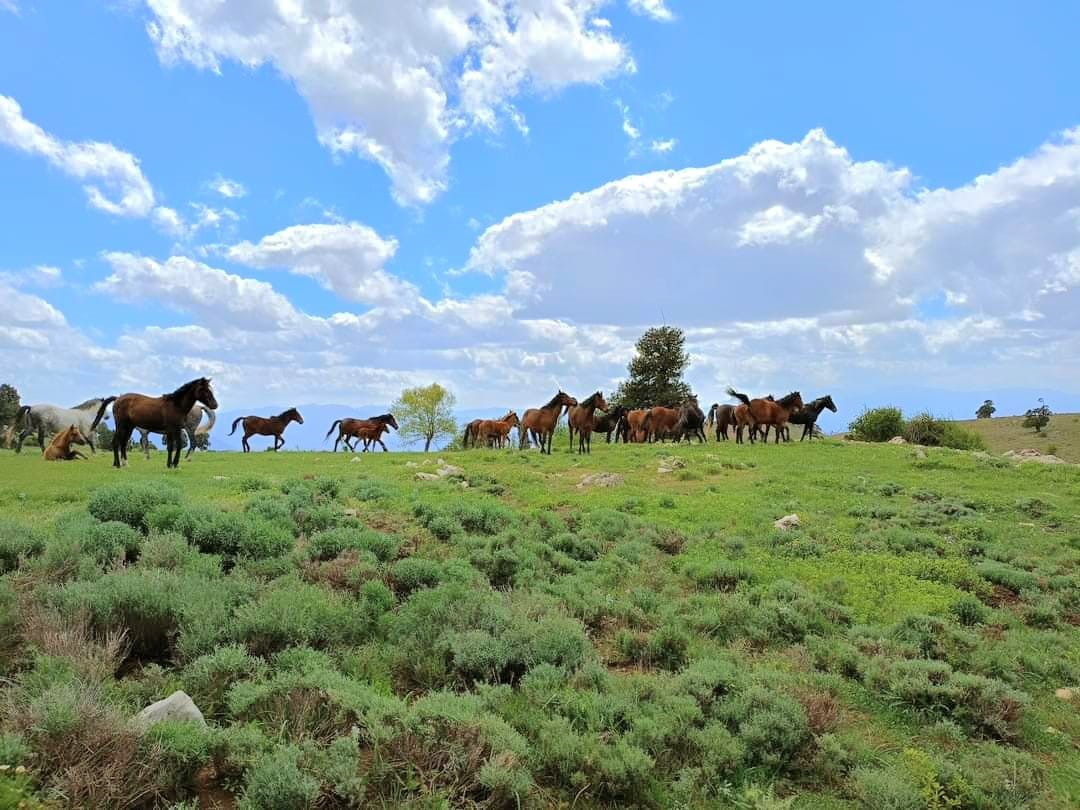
[393,383,458,452]
[975,399,996,419]
[613,326,692,409]
[0,383,20,427]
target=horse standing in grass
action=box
[462,419,483,448]
[706,403,737,441]
[108,378,218,468]
[727,388,803,444]
[568,392,609,454]
[478,412,519,449]
[230,408,304,452]
[784,395,837,441]
[43,425,91,461]
[139,405,215,460]
[15,397,114,454]
[593,405,627,444]
[646,406,681,443]
[325,414,398,453]
[520,390,577,454]
[674,396,707,443]
[617,409,651,443]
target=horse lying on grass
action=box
[44,425,90,461]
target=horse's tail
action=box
[324,420,343,441]
[90,397,116,432]
[706,404,717,429]
[462,423,471,448]
[196,406,216,435]
[229,416,244,436]
[726,387,751,406]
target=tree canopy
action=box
[1022,398,1051,434]
[0,383,20,427]
[613,326,692,409]
[392,383,458,452]
[975,399,995,419]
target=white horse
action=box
[138,405,216,460]
[15,397,115,454]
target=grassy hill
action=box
[956,412,1080,463]
[0,440,1078,808]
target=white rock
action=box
[774,514,801,531]
[578,473,625,488]
[887,436,907,444]
[350,457,362,463]
[133,691,205,731]
[436,462,465,477]
[1054,687,1075,701]
[415,472,440,481]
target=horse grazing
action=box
[786,395,837,441]
[139,405,215,460]
[617,409,651,443]
[325,414,398,453]
[593,405,627,444]
[15,397,114,454]
[477,411,519,449]
[109,378,218,468]
[230,408,304,452]
[674,396,707,443]
[520,390,577,454]
[568,392,609,454]
[43,424,91,461]
[727,388,803,444]
[706,403,737,441]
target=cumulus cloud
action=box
[650,137,676,154]
[628,0,674,22]
[227,222,406,306]
[143,0,637,204]
[208,175,246,199]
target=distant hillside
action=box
[956,412,1080,463]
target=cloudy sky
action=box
[2,1,1079,429]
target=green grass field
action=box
[957,413,1080,464]
[1,439,1078,809]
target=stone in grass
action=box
[133,691,205,731]
[578,472,624,489]
[657,456,687,473]
[887,436,907,444]
[774,514,801,531]
[1055,687,1075,702]
[415,472,441,481]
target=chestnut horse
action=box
[727,388,803,444]
[462,419,483,449]
[519,390,577,454]
[43,424,90,461]
[478,411,519,449]
[646,406,680,443]
[706,403,737,441]
[325,414,398,452]
[229,407,304,452]
[107,377,219,468]
[616,409,651,443]
[568,392,608,454]
[357,421,394,452]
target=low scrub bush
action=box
[682,558,755,591]
[87,481,181,531]
[166,506,293,562]
[975,561,1039,594]
[233,579,370,654]
[0,518,46,573]
[307,526,399,563]
[903,412,987,450]
[848,406,904,442]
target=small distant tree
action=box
[0,383,20,427]
[975,400,995,419]
[1022,398,1051,434]
[393,383,458,452]
[613,326,692,409]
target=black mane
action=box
[776,391,802,408]
[542,391,566,409]
[164,378,206,403]
[369,413,395,423]
[581,391,604,408]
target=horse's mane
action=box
[72,398,101,410]
[808,396,830,410]
[541,391,565,409]
[369,414,394,423]
[777,391,802,408]
[277,408,298,419]
[164,378,205,403]
[581,391,603,408]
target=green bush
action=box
[848,406,904,442]
[0,732,30,766]
[903,412,986,450]
[81,520,143,566]
[183,645,267,720]
[233,579,364,654]
[389,557,445,595]
[975,561,1039,593]
[950,595,989,627]
[238,744,321,810]
[169,506,293,561]
[307,527,399,563]
[0,518,46,573]
[682,558,755,591]
[87,481,181,531]
[716,686,810,767]
[145,720,212,794]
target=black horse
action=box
[785,395,837,441]
[593,405,628,443]
[675,397,707,443]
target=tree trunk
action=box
[424,435,432,452]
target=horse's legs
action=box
[112,426,122,468]
[186,427,196,458]
[37,427,45,452]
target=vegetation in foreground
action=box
[0,439,1078,809]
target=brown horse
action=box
[617,409,652,443]
[520,390,577,454]
[727,388,803,444]
[229,407,304,452]
[568,392,608,454]
[107,377,219,468]
[43,424,90,461]
[325,414,398,452]
[706,403,737,441]
[477,411,519,449]
[646,406,680,443]
[462,419,483,449]
[593,405,627,444]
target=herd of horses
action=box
[2,377,837,468]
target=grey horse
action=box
[15,397,115,454]
[138,405,216,460]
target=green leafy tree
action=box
[975,400,995,419]
[392,383,458,452]
[0,383,20,427]
[1022,398,1051,434]
[613,326,692,408]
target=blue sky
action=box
[2,1,1080,433]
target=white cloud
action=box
[227,222,405,306]
[0,94,159,218]
[143,0,638,205]
[208,175,247,199]
[615,99,640,141]
[628,0,674,22]
[650,137,676,154]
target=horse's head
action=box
[196,378,219,410]
[778,391,803,412]
[507,411,520,427]
[385,414,399,431]
[558,390,578,408]
[286,408,304,424]
[66,424,89,445]
[822,395,837,413]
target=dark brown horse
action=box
[107,378,219,468]
[325,414,398,452]
[568,392,608,454]
[706,403,737,441]
[520,390,577,454]
[593,405,627,443]
[43,424,90,461]
[727,388,803,444]
[229,407,304,452]
[674,396,707,443]
[477,411,519,449]
[785,394,837,441]
[462,419,483,449]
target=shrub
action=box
[183,644,267,720]
[975,561,1038,593]
[170,506,293,561]
[389,557,445,595]
[0,732,30,766]
[233,579,365,654]
[82,520,143,566]
[717,686,810,767]
[0,518,46,573]
[683,558,755,591]
[903,413,987,450]
[848,407,904,442]
[307,527,399,563]
[145,719,212,794]
[950,595,989,627]
[87,481,181,531]
[238,744,321,810]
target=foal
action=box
[43,424,90,461]
[229,408,304,452]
